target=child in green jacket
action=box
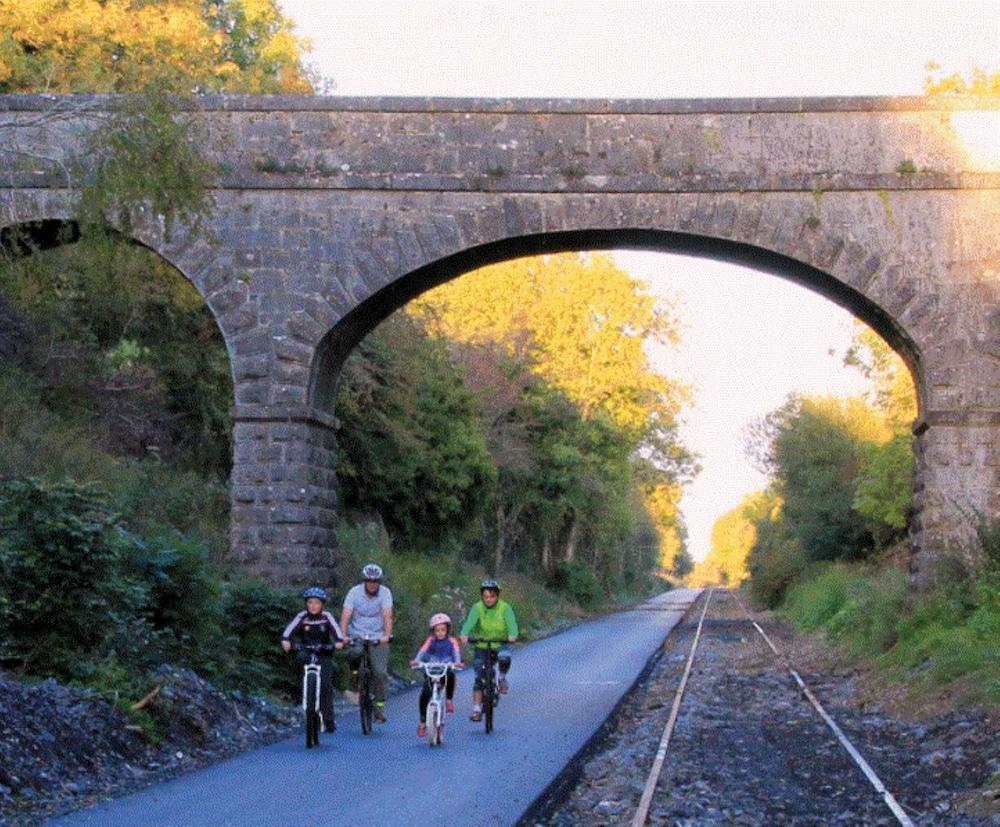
[459,578,518,722]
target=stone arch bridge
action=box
[2,94,998,586]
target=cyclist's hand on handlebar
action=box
[334,641,345,650]
[281,640,291,653]
[409,659,421,668]
[378,635,391,645]
[507,636,517,643]
[460,635,469,645]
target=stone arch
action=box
[0,211,237,482]
[310,228,924,418]
[0,211,242,388]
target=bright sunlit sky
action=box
[278,0,999,561]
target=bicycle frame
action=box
[467,637,505,734]
[412,661,455,747]
[292,643,330,748]
[353,636,387,735]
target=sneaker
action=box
[324,719,337,734]
[470,705,482,722]
[446,700,455,714]
[498,677,509,694]
[417,723,426,738]
[349,671,360,691]
[374,704,387,723]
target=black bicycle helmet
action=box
[302,586,328,602]
[480,578,500,593]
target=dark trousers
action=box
[472,647,511,691]
[418,671,456,719]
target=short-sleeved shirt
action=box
[343,582,393,639]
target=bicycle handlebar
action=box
[411,661,457,676]
[290,642,334,653]
[347,635,393,645]
[466,636,508,646]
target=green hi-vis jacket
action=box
[460,599,519,645]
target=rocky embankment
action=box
[536,590,999,826]
[0,665,299,826]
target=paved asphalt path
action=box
[49,589,700,827]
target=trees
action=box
[743,324,918,605]
[334,314,496,555]
[924,62,1000,96]
[409,252,694,587]
[690,491,773,586]
[0,0,313,94]
[412,253,690,460]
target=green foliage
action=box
[769,397,879,562]
[853,433,914,537]
[75,89,217,241]
[0,478,147,679]
[548,561,603,610]
[783,562,908,655]
[336,314,496,554]
[746,509,807,608]
[221,578,299,697]
[122,533,226,669]
[0,233,233,479]
[782,563,855,630]
[781,521,1000,707]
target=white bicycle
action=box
[412,661,457,747]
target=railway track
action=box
[631,589,914,826]
[534,589,964,826]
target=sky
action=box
[278,0,999,561]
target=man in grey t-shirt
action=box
[340,562,393,722]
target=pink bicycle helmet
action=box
[428,612,452,629]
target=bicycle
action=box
[467,637,506,734]
[411,661,457,746]
[350,635,391,735]
[291,642,333,748]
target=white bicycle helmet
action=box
[428,612,452,629]
[362,562,384,581]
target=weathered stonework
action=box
[2,95,998,587]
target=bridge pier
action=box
[911,416,1000,587]
[229,407,340,588]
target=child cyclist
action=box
[459,579,518,722]
[281,587,345,733]
[409,612,463,738]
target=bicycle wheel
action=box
[426,703,439,746]
[359,666,374,735]
[305,672,320,748]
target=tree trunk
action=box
[493,503,506,573]
[563,511,581,564]
[541,536,553,574]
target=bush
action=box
[548,560,603,610]
[121,532,229,675]
[0,478,147,680]
[782,564,854,631]
[825,564,908,654]
[747,517,807,609]
[221,578,299,698]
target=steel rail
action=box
[630,588,714,827]
[733,594,917,827]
